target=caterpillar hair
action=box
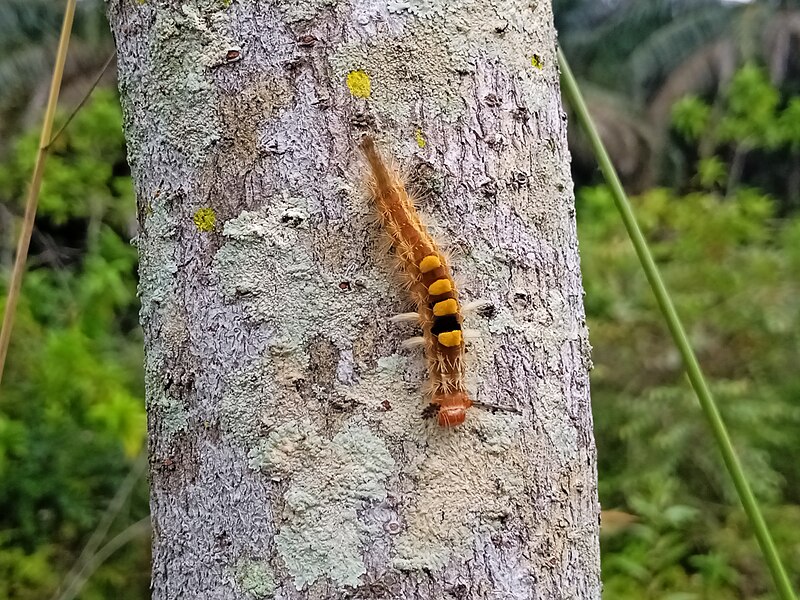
[360,135,472,427]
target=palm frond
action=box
[629,5,739,101]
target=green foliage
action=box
[0,91,148,599]
[671,96,711,142]
[717,65,782,149]
[582,85,800,595]
[0,90,135,228]
[670,65,800,210]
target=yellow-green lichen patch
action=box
[234,559,276,599]
[346,70,372,98]
[251,422,395,589]
[414,128,426,148]
[193,207,217,231]
[531,54,544,69]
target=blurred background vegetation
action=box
[0,0,799,598]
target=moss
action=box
[193,207,217,232]
[531,53,544,69]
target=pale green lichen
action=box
[218,76,293,161]
[149,389,189,437]
[252,423,395,589]
[143,1,238,166]
[138,201,178,322]
[234,559,276,598]
[393,411,524,570]
[212,197,389,353]
[139,199,189,440]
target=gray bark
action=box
[106,0,600,598]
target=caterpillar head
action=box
[433,391,473,427]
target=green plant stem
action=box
[51,449,147,600]
[557,48,796,600]
[0,0,77,388]
[46,51,116,149]
[54,517,151,600]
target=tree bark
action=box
[106,0,600,598]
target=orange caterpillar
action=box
[361,135,472,427]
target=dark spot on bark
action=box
[297,34,318,47]
[513,105,529,121]
[510,171,529,188]
[408,161,443,199]
[282,57,304,72]
[280,211,304,226]
[152,428,201,491]
[480,178,498,198]
[225,48,241,62]
[215,530,231,548]
[339,281,351,291]
[484,93,501,107]
[350,110,375,129]
[448,583,469,599]
[477,302,496,318]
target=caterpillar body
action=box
[361,135,472,427]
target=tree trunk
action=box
[106,0,600,598]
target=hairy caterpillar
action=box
[360,135,473,427]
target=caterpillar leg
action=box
[462,328,481,341]
[390,312,422,324]
[401,336,426,349]
[461,299,494,316]
[471,399,522,415]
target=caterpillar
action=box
[360,135,472,427]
